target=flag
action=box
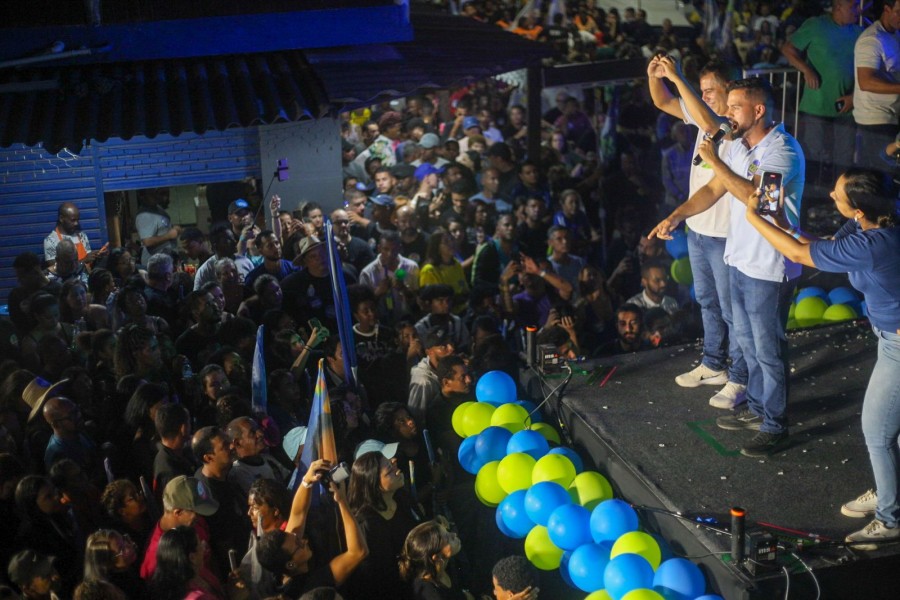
[324,219,358,389]
[299,359,338,470]
[251,325,267,415]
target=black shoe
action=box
[740,431,790,457]
[716,409,763,431]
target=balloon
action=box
[476,370,517,405]
[604,554,654,600]
[507,429,550,460]
[497,452,537,494]
[531,422,561,444]
[451,402,475,438]
[568,542,612,592]
[664,229,688,259]
[548,446,584,473]
[491,403,530,433]
[796,286,828,303]
[828,286,859,306]
[794,296,827,327]
[515,400,542,422]
[532,453,577,487]
[548,504,593,550]
[524,525,564,570]
[786,318,799,331]
[670,257,692,285]
[568,471,613,509]
[558,550,575,588]
[653,558,706,600]
[621,590,664,600]
[694,596,725,600]
[648,533,674,564]
[498,490,534,538]
[611,531,662,569]
[474,461,506,507]
[861,300,868,317]
[475,426,513,464]
[591,499,639,543]
[822,303,857,323]
[495,503,517,537]
[462,402,496,437]
[787,302,796,320]
[525,481,572,526]
[585,592,614,600]
[457,435,486,475]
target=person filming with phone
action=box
[650,77,805,458]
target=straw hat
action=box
[22,377,69,423]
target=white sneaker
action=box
[845,519,900,550]
[709,382,748,409]
[842,489,877,518]
[675,364,728,388]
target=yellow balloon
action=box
[474,461,506,507]
[532,453,576,487]
[497,453,537,494]
[585,591,614,600]
[491,403,530,433]
[611,531,662,570]
[524,525,564,570]
[531,422,561,444]
[462,402,496,437]
[452,402,475,438]
[621,590,664,600]
[568,471,614,510]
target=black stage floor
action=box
[533,320,900,599]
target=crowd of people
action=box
[3,0,900,598]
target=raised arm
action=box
[647,55,685,119]
[328,480,369,586]
[657,55,723,135]
[286,459,332,535]
[743,190,816,266]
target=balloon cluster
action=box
[455,371,722,600]
[665,229,693,286]
[789,286,862,329]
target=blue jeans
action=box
[729,268,794,434]
[688,231,747,384]
[861,327,900,528]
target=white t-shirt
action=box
[723,124,805,282]
[680,98,733,238]
[853,20,900,125]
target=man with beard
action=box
[135,188,181,267]
[597,303,648,356]
[44,202,106,268]
[392,163,418,198]
[193,224,255,290]
[472,213,519,290]
[394,204,428,265]
[243,230,298,292]
[359,231,420,326]
[280,237,339,333]
[331,208,375,278]
[175,290,223,370]
[372,166,397,198]
[407,326,456,426]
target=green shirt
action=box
[790,15,862,117]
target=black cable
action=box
[631,504,733,536]
[786,549,821,600]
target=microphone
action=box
[693,122,733,166]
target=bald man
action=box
[43,202,106,268]
[43,396,99,478]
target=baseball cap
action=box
[423,326,452,349]
[369,194,395,208]
[7,550,55,587]
[486,143,513,161]
[354,439,399,461]
[228,199,250,215]
[162,475,219,516]
[419,133,441,149]
[282,426,308,462]
[414,163,444,181]
[463,116,481,131]
[392,164,416,179]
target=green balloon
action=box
[568,471,614,510]
[497,453,537,494]
[794,296,827,327]
[462,402,496,437]
[611,531,662,569]
[531,422,561,444]
[491,403,530,433]
[670,257,693,285]
[786,318,799,330]
[585,592,614,600]
[788,302,796,320]
[524,525,564,570]
[621,590,664,600]
[475,461,506,506]
[823,303,857,323]
[532,453,577,487]
[452,402,475,438]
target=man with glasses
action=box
[331,207,375,277]
[43,396,100,482]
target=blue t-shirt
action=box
[809,220,900,332]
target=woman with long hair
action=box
[148,526,225,600]
[399,520,469,600]
[374,402,434,517]
[100,479,152,552]
[18,292,75,373]
[120,382,170,480]
[115,283,168,336]
[60,279,109,331]
[88,267,117,309]
[419,229,469,314]
[744,168,900,547]
[82,528,141,598]
[114,325,162,381]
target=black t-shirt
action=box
[410,578,469,600]
[280,269,338,333]
[281,564,337,597]
[175,326,222,371]
[401,231,429,266]
[516,222,549,261]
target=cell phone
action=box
[835,100,846,112]
[228,549,238,571]
[757,171,783,216]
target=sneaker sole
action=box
[716,419,762,431]
[675,374,729,388]
[841,506,876,518]
[709,394,748,410]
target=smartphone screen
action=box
[758,171,783,216]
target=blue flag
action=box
[251,325,267,415]
[324,219,358,389]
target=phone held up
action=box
[757,171,783,216]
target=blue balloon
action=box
[604,554,654,600]
[568,542,612,593]
[653,558,706,600]
[796,286,829,303]
[828,286,859,306]
[649,532,674,564]
[590,499,639,543]
[458,435,486,475]
[558,550,575,588]
[498,490,535,538]
[665,229,689,259]
[548,504,593,550]
[475,426,513,464]
[689,284,696,302]
[507,429,550,460]
[548,446,584,474]
[495,503,517,537]
[694,596,725,600]
[515,400,542,423]
[476,370,517,405]
[524,481,573,526]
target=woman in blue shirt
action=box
[746,168,900,549]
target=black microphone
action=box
[692,122,733,166]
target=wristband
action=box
[539,270,547,278]
[301,479,314,489]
